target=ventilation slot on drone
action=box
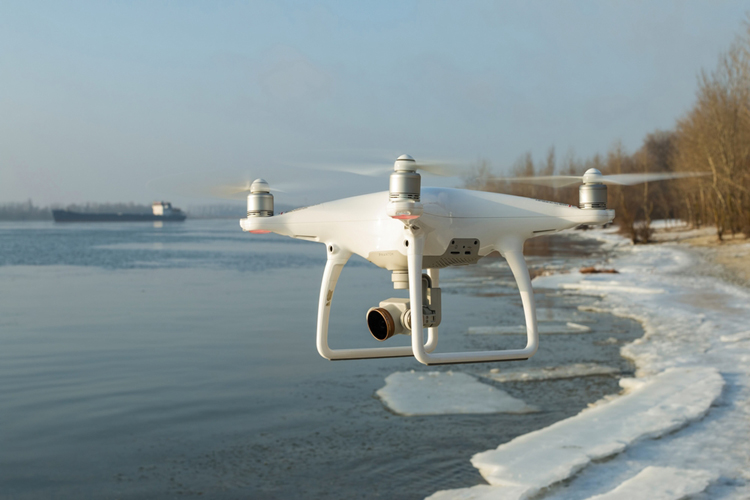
[423,238,481,269]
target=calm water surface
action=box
[0,220,641,499]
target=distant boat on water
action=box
[52,201,187,223]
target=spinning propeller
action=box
[491,168,710,209]
[208,179,294,199]
[147,170,310,205]
[288,153,470,178]
[492,169,708,188]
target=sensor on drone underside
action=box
[422,238,481,268]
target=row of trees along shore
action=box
[0,202,152,221]
[466,21,750,243]
[0,201,252,220]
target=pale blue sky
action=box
[1,1,747,206]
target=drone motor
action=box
[247,178,274,217]
[387,154,424,220]
[390,154,421,201]
[579,168,607,210]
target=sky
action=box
[0,1,748,207]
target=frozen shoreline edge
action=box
[427,226,750,500]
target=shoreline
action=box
[649,222,750,289]
[429,224,750,499]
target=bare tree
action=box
[674,23,750,239]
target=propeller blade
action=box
[489,175,583,188]
[488,171,709,188]
[413,159,471,177]
[601,172,709,186]
[147,173,304,201]
[288,161,394,177]
[207,180,303,199]
[209,182,252,198]
[285,154,471,178]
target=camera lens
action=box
[367,308,395,341]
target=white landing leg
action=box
[408,231,539,365]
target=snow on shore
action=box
[377,371,537,416]
[586,466,718,500]
[429,229,750,499]
[429,368,721,500]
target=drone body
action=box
[240,187,612,269]
[240,156,614,365]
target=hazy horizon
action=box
[1,1,748,207]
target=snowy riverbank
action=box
[426,227,750,499]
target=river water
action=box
[0,220,642,499]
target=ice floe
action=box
[429,227,750,499]
[720,330,750,343]
[586,466,717,500]
[440,277,516,289]
[485,363,619,383]
[535,307,594,323]
[427,466,717,500]
[376,371,537,416]
[467,322,591,335]
[562,281,665,295]
[428,367,722,499]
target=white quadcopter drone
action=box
[239,155,692,365]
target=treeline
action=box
[0,201,152,221]
[0,200,51,220]
[0,200,262,221]
[186,203,245,219]
[468,20,750,243]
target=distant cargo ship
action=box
[52,202,187,223]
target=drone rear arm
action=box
[407,230,539,365]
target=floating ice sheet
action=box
[585,466,717,500]
[562,282,665,295]
[427,484,527,500]
[485,363,619,383]
[428,367,722,500]
[578,303,610,314]
[720,330,750,343]
[468,322,591,335]
[376,371,537,416]
[535,307,594,323]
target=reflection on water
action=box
[0,220,642,499]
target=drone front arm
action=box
[315,244,437,360]
[408,231,539,365]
